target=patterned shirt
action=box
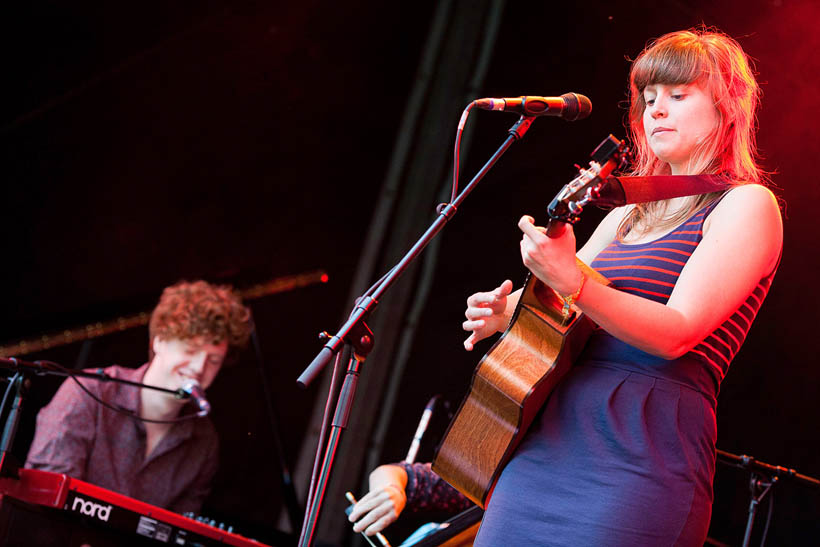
[590,199,778,389]
[25,363,219,514]
[398,462,472,514]
[400,196,778,517]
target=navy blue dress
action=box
[475,202,777,546]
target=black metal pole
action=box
[296,115,535,389]
[295,115,537,546]
[300,353,367,547]
[741,474,774,547]
[0,374,26,478]
[716,448,820,545]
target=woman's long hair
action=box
[618,27,764,239]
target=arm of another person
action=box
[348,464,408,536]
[25,378,97,478]
[462,206,629,350]
[518,185,783,359]
[349,462,472,536]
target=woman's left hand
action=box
[518,215,582,296]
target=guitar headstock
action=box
[547,135,631,225]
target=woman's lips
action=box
[652,127,673,135]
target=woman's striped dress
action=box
[475,197,777,546]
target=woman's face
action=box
[642,82,719,174]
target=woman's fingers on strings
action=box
[519,215,550,243]
[518,214,537,233]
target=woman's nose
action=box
[650,100,667,119]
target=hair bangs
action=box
[631,39,705,92]
[619,27,765,241]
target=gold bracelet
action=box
[561,272,586,319]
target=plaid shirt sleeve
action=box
[24,377,97,479]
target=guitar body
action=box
[432,262,609,508]
[432,135,628,508]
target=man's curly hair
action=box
[149,280,252,349]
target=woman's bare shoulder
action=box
[704,183,782,272]
[708,184,781,225]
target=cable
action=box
[450,102,474,204]
[363,104,475,301]
[37,360,200,425]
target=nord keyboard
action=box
[0,468,271,546]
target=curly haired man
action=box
[25,280,252,513]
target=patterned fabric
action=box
[475,195,779,546]
[25,363,219,514]
[590,200,778,389]
[397,462,472,514]
[589,210,709,303]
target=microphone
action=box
[405,395,439,464]
[473,93,592,121]
[180,381,211,417]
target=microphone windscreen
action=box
[561,93,592,121]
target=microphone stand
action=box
[0,356,196,479]
[716,448,820,546]
[296,115,537,547]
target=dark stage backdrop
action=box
[1,1,818,545]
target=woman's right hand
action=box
[462,279,514,351]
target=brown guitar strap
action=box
[594,174,729,207]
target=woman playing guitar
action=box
[461,28,782,545]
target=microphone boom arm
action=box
[296,114,539,547]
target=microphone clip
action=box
[178,381,211,417]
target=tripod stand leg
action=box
[300,350,368,547]
[741,473,774,547]
[0,374,28,479]
[741,497,758,547]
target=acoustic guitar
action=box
[432,135,630,508]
